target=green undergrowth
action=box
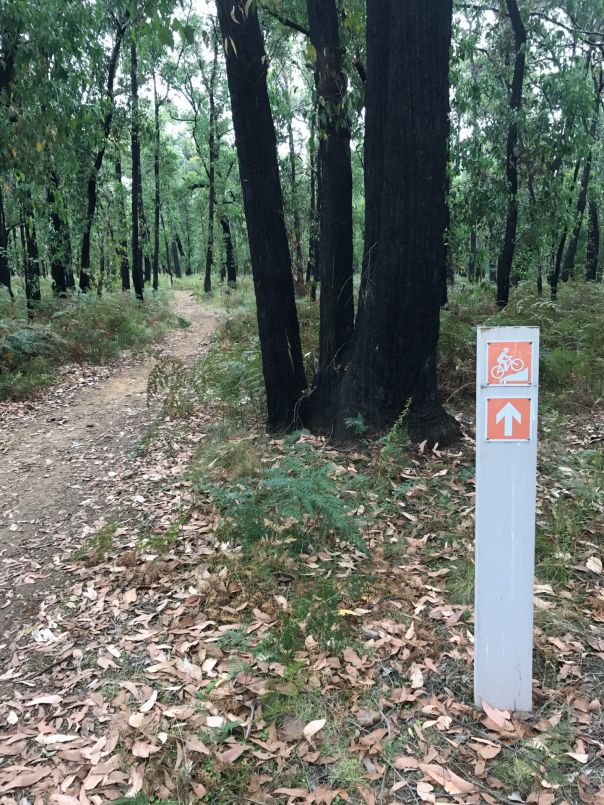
[440,279,604,408]
[0,286,177,400]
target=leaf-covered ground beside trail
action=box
[0,282,602,805]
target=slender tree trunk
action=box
[97,227,106,296]
[549,158,581,299]
[334,0,458,446]
[561,73,602,282]
[80,25,125,291]
[152,72,161,291]
[306,104,318,296]
[171,239,182,277]
[495,0,526,308]
[468,227,477,281]
[204,41,219,294]
[216,0,306,430]
[115,158,131,290]
[0,185,12,297]
[22,209,41,316]
[130,29,144,301]
[307,0,354,411]
[286,115,304,286]
[47,172,71,296]
[586,198,599,281]
[220,215,237,285]
[184,203,192,276]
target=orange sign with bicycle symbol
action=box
[486,341,533,385]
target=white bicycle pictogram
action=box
[491,348,525,380]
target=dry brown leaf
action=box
[0,766,52,792]
[131,741,161,758]
[303,718,326,740]
[216,743,248,763]
[139,689,158,713]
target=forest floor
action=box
[0,291,218,657]
[0,284,602,805]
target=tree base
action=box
[406,402,461,449]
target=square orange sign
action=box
[486,341,532,385]
[486,398,531,441]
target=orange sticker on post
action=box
[486,398,531,441]
[486,341,533,385]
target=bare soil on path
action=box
[0,290,218,657]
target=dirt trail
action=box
[0,291,217,652]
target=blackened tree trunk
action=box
[152,71,161,291]
[115,158,130,291]
[80,24,125,291]
[286,115,304,286]
[468,227,477,281]
[549,157,581,300]
[495,0,526,308]
[586,199,599,281]
[22,212,41,316]
[334,0,458,446]
[220,215,237,285]
[216,0,306,430]
[358,0,390,311]
[47,172,71,296]
[130,30,144,301]
[307,0,354,405]
[0,185,12,297]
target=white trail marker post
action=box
[474,326,539,711]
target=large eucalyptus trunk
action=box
[216,0,306,430]
[307,0,354,411]
[334,0,458,446]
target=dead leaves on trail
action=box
[0,405,602,802]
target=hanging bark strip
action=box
[130,21,144,301]
[307,0,354,401]
[115,158,131,291]
[79,20,126,291]
[215,0,306,431]
[495,0,527,308]
[334,0,458,446]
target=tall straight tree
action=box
[495,0,526,308]
[306,0,354,410]
[79,18,126,291]
[152,71,161,291]
[215,0,307,430]
[335,0,458,445]
[130,19,144,301]
[0,185,11,296]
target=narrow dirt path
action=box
[0,291,218,655]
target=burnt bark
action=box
[495,0,527,308]
[0,184,12,297]
[130,29,144,301]
[80,23,125,291]
[306,104,319,299]
[586,198,599,281]
[216,0,306,430]
[335,0,458,446]
[307,0,354,409]
[22,207,41,315]
[47,172,71,296]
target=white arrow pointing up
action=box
[496,401,522,437]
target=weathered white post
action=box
[474,326,539,711]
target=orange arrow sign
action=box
[486,398,531,441]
